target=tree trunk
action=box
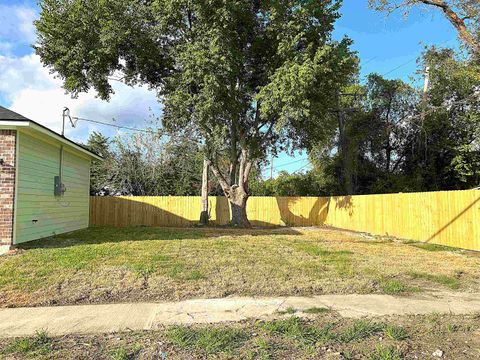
[228,186,251,227]
[207,148,253,228]
[199,158,209,225]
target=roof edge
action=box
[0,120,103,161]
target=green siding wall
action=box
[15,132,91,244]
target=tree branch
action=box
[238,148,247,190]
[417,0,479,54]
[373,0,480,54]
[207,160,230,194]
[243,160,253,186]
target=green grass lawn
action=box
[0,226,479,307]
[2,313,479,359]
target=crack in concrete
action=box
[275,298,288,313]
[234,304,247,314]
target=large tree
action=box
[35,0,356,226]
[370,0,480,55]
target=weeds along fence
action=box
[90,189,480,251]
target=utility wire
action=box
[72,116,160,134]
[71,113,313,174]
[292,162,311,174]
[361,38,455,81]
[271,157,309,171]
[381,57,418,77]
[382,38,455,77]
[362,56,378,66]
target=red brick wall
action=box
[0,130,16,245]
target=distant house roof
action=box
[0,106,102,161]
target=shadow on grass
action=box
[18,225,303,250]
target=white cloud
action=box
[0,3,162,144]
[0,4,37,46]
[0,53,162,142]
[0,54,51,93]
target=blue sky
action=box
[0,0,459,176]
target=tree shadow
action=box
[214,196,329,227]
[20,196,303,249]
[275,196,329,226]
[18,224,303,250]
[90,196,309,232]
[331,195,354,215]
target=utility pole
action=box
[421,66,430,125]
[423,66,430,94]
[199,158,209,225]
[420,66,430,160]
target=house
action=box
[0,106,101,252]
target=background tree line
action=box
[87,46,480,197]
[306,48,480,195]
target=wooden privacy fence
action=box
[90,189,480,251]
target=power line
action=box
[382,38,455,77]
[381,57,418,77]
[362,38,455,81]
[72,116,160,134]
[362,56,378,66]
[271,157,309,171]
[292,162,311,174]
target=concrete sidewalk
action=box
[1,292,480,338]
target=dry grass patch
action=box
[0,226,479,307]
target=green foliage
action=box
[380,279,408,295]
[254,337,272,360]
[35,0,479,199]
[277,306,297,315]
[412,48,480,190]
[383,324,409,341]
[260,317,336,345]
[85,130,206,196]
[185,270,205,281]
[367,345,403,360]
[408,271,461,289]
[340,320,384,343]
[86,131,112,195]
[109,345,142,360]
[166,325,248,355]
[311,72,420,195]
[410,243,456,252]
[309,47,480,195]
[250,170,331,196]
[446,323,460,333]
[3,330,51,356]
[109,347,130,360]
